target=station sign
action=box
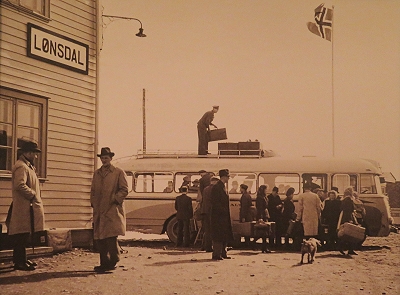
[27,23,89,75]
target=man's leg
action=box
[212,241,222,260]
[197,125,208,155]
[95,238,110,268]
[176,219,184,247]
[183,219,190,247]
[12,233,30,266]
[202,215,213,251]
[221,241,230,258]
[106,236,120,268]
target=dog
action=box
[300,238,321,264]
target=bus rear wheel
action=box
[166,216,178,244]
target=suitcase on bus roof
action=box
[208,128,227,142]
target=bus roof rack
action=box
[134,149,277,159]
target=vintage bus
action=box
[114,151,393,244]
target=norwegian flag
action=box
[307,3,333,41]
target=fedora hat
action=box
[97,147,115,157]
[218,169,230,178]
[19,140,41,153]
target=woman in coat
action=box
[337,188,358,255]
[254,185,271,253]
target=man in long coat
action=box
[210,169,233,260]
[197,106,219,155]
[296,183,321,239]
[8,140,45,271]
[91,147,128,272]
[200,176,219,252]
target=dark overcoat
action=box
[240,192,253,222]
[175,194,193,220]
[210,180,233,242]
[340,196,355,225]
[256,194,268,221]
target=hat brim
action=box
[97,152,115,157]
[20,148,41,153]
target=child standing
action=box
[175,186,193,247]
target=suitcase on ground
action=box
[337,222,365,243]
[208,128,227,142]
[232,221,256,237]
[254,221,275,237]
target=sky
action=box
[98,0,400,180]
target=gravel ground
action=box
[0,233,399,295]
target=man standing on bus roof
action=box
[197,106,219,155]
[91,147,128,273]
[210,169,233,260]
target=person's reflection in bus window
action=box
[188,179,200,193]
[163,181,173,193]
[229,180,239,194]
[180,175,191,192]
[303,175,321,192]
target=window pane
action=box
[360,174,377,194]
[302,173,326,192]
[0,147,12,170]
[0,98,13,123]
[175,172,202,193]
[20,0,44,14]
[17,128,39,144]
[259,173,300,195]
[228,173,257,194]
[135,173,173,193]
[0,124,13,146]
[18,103,39,128]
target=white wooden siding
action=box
[0,0,98,229]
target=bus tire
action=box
[166,216,178,244]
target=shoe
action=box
[212,257,223,261]
[94,265,116,273]
[339,249,346,255]
[26,260,37,267]
[348,250,358,255]
[14,262,35,271]
[262,249,272,253]
[221,256,231,259]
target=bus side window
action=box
[125,171,133,192]
[259,173,300,195]
[302,173,327,192]
[175,172,202,193]
[134,172,173,193]
[332,174,350,194]
[228,173,257,194]
[360,174,377,194]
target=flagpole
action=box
[331,5,335,157]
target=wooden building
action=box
[0,0,100,236]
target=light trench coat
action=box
[296,190,321,236]
[90,165,128,240]
[8,156,45,235]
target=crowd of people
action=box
[175,170,367,260]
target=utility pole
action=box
[142,88,146,153]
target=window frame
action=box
[1,0,51,20]
[258,173,301,195]
[0,87,48,178]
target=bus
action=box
[114,151,393,244]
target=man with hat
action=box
[197,106,219,155]
[8,140,45,271]
[210,169,233,260]
[91,147,128,272]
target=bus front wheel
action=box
[166,216,178,244]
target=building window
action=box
[3,0,50,18]
[0,87,48,177]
